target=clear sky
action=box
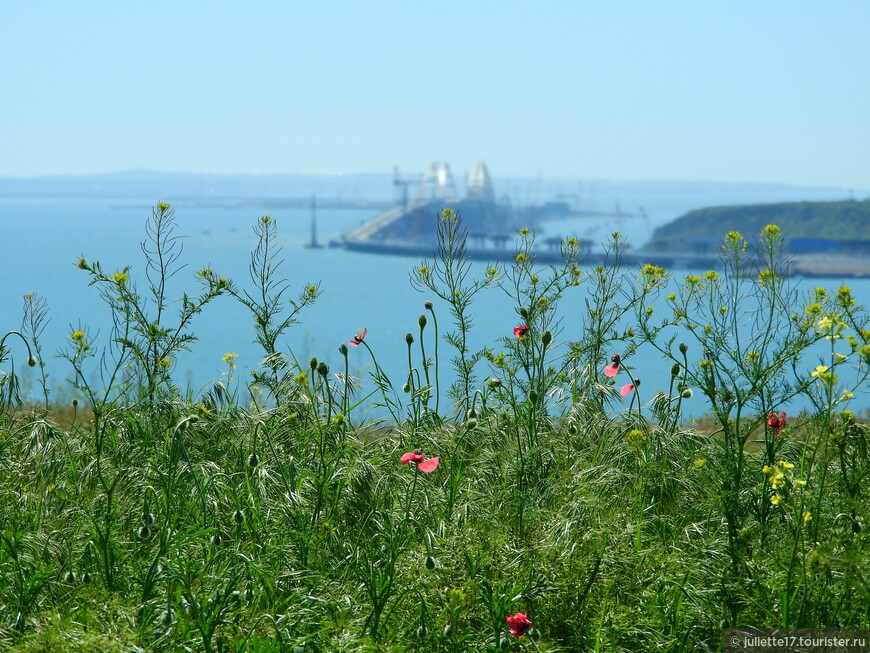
[2,1,869,188]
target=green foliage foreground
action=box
[1,208,869,651]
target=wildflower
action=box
[604,353,621,378]
[401,452,439,472]
[693,458,707,469]
[223,352,237,365]
[770,494,783,505]
[513,324,529,338]
[506,612,532,638]
[811,365,829,379]
[766,411,786,437]
[620,380,639,396]
[350,327,367,347]
[113,271,129,286]
[71,330,86,342]
[489,378,503,388]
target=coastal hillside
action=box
[642,199,870,255]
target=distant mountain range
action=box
[0,170,862,217]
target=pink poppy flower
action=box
[766,411,786,436]
[513,324,529,338]
[506,612,532,638]
[400,452,425,465]
[349,327,367,346]
[604,353,621,378]
[620,383,635,396]
[417,456,439,473]
[400,452,440,472]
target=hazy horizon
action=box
[3,2,869,189]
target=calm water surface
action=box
[2,197,868,417]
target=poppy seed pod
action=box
[542,330,552,347]
[419,314,427,328]
[405,333,414,345]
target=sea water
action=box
[2,196,868,418]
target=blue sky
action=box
[3,1,869,188]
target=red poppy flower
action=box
[349,327,367,347]
[620,383,635,396]
[400,452,440,472]
[766,411,786,436]
[513,324,529,338]
[400,452,425,465]
[604,353,622,378]
[506,612,532,638]
[417,456,439,473]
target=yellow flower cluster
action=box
[762,460,806,506]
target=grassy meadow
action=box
[1,205,868,652]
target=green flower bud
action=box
[679,342,688,355]
[424,300,433,310]
[671,362,681,377]
[233,509,245,524]
[419,314,427,328]
[138,525,151,540]
[317,361,329,377]
[425,554,436,570]
[405,332,414,345]
[542,330,552,347]
[338,343,348,356]
[309,357,318,370]
[247,452,260,468]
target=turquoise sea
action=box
[2,195,868,418]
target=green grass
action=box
[1,208,869,652]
